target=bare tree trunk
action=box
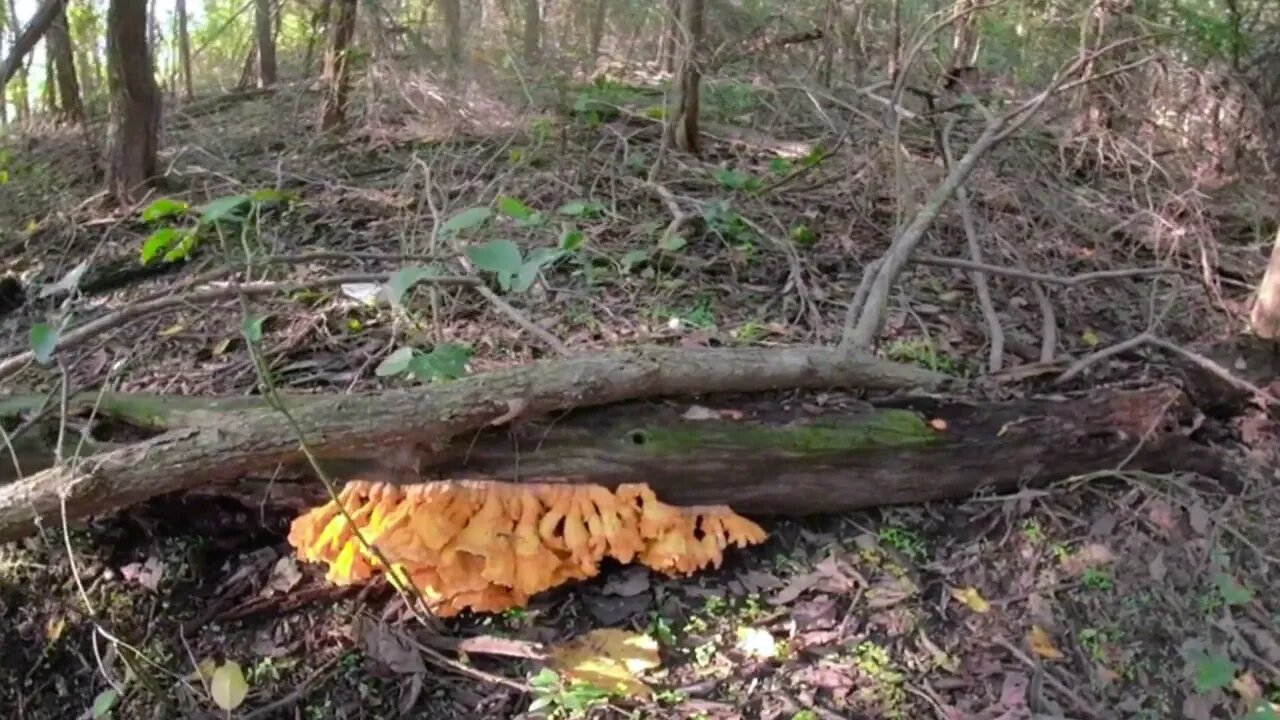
[48,6,84,123]
[1,0,62,86]
[441,0,461,81]
[318,0,356,131]
[587,0,607,62]
[657,0,678,71]
[522,0,540,63]
[43,41,56,112]
[888,0,901,84]
[663,0,703,154]
[302,0,332,76]
[176,0,192,99]
[1251,228,1280,339]
[105,0,161,204]
[254,0,276,87]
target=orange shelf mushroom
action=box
[287,480,767,617]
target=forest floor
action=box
[1,70,1280,720]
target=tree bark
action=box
[317,0,356,131]
[47,6,84,123]
[1250,227,1280,339]
[176,0,192,99]
[657,0,678,72]
[0,346,944,542]
[663,0,703,154]
[441,0,461,81]
[522,0,540,63]
[587,0,607,62]
[254,0,276,87]
[105,0,161,204]
[0,0,62,86]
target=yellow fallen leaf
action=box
[158,324,184,336]
[736,626,778,659]
[950,586,990,613]
[211,337,232,356]
[209,660,249,711]
[548,629,660,698]
[1081,330,1100,347]
[1028,626,1064,660]
[192,657,217,683]
[45,615,66,642]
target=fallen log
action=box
[0,345,944,543]
[242,381,1220,516]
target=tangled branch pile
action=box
[288,479,767,616]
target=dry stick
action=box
[841,37,1154,353]
[0,273,477,381]
[1055,332,1280,404]
[991,637,1110,720]
[914,256,1181,287]
[1008,246,1058,363]
[942,117,1004,372]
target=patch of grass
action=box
[1020,518,1045,543]
[885,339,968,376]
[878,525,927,563]
[852,641,907,717]
[1082,568,1114,592]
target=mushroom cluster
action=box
[287,479,767,616]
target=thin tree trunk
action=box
[48,6,84,123]
[105,0,161,204]
[522,0,540,63]
[1,0,62,86]
[658,0,678,72]
[176,0,192,99]
[587,0,607,62]
[254,0,276,87]
[441,0,461,81]
[302,0,331,75]
[318,0,356,131]
[663,0,703,154]
[43,40,56,112]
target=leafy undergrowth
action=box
[1,78,1278,719]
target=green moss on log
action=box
[620,409,939,455]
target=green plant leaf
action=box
[210,661,249,711]
[91,689,118,718]
[1190,651,1236,693]
[140,227,182,264]
[512,262,542,293]
[241,315,266,344]
[530,668,560,688]
[1215,573,1254,606]
[387,265,440,308]
[526,247,565,268]
[411,343,472,381]
[29,323,58,364]
[162,232,198,263]
[442,206,492,235]
[1242,702,1280,720]
[620,249,649,274]
[199,195,251,226]
[140,197,189,222]
[527,696,553,713]
[802,145,826,167]
[558,200,604,218]
[249,188,289,205]
[659,235,687,252]
[466,239,523,275]
[496,195,534,221]
[768,157,791,175]
[376,347,415,377]
[559,227,585,251]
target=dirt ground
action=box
[2,78,1279,720]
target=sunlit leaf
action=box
[1027,626,1063,660]
[735,627,778,659]
[496,195,534,221]
[30,323,58,364]
[162,232,198,263]
[548,629,661,698]
[466,239,523,276]
[950,586,990,613]
[1081,330,1100,348]
[91,689,118,719]
[45,615,66,642]
[442,206,492,235]
[209,660,249,711]
[38,260,89,297]
[158,324,185,336]
[140,227,182,264]
[376,346,415,377]
[559,227,586,251]
[140,197,189,222]
[249,188,289,205]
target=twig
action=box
[914,256,1180,287]
[942,116,1004,372]
[474,283,570,357]
[1055,332,1280,405]
[0,272,477,381]
[991,637,1110,720]
[1010,248,1058,363]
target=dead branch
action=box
[0,272,477,381]
[840,36,1156,353]
[913,257,1180,287]
[0,0,63,86]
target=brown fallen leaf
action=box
[1027,625,1064,660]
[769,572,820,605]
[950,586,990,613]
[362,623,426,675]
[1188,503,1212,536]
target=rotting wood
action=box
[0,346,944,543]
